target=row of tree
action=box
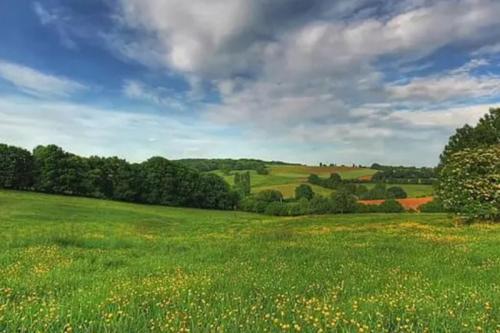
[239,187,406,216]
[0,144,238,210]
[370,164,437,184]
[307,173,407,199]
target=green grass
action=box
[213,165,378,198]
[213,166,432,199]
[365,183,434,198]
[1,190,499,332]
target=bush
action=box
[264,202,289,216]
[438,146,499,221]
[308,195,332,214]
[420,199,445,213]
[256,165,269,175]
[387,186,408,199]
[295,184,314,200]
[378,199,405,213]
[331,190,358,214]
[255,189,283,203]
[289,198,310,216]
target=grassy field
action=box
[364,183,434,198]
[213,165,433,199]
[0,190,499,332]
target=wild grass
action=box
[0,190,498,332]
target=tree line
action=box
[308,173,408,199]
[369,164,437,184]
[0,144,238,210]
[175,158,294,173]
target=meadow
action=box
[213,165,433,199]
[1,190,499,332]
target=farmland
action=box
[213,164,433,199]
[0,190,499,332]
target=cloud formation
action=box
[0,60,87,98]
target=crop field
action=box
[213,165,379,198]
[213,165,433,199]
[0,190,499,332]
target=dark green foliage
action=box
[420,199,446,213]
[264,201,289,216]
[378,199,405,213]
[439,108,500,168]
[256,165,269,175]
[2,143,235,210]
[331,189,358,214]
[234,171,251,196]
[308,195,332,214]
[0,144,33,189]
[387,186,408,199]
[176,158,295,172]
[33,145,90,195]
[295,184,314,200]
[239,190,284,214]
[255,189,283,203]
[308,172,342,189]
[289,198,310,216]
[362,183,387,200]
[354,185,369,197]
[371,165,437,184]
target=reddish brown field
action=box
[358,175,373,181]
[359,197,433,210]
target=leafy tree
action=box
[256,165,269,175]
[419,199,445,213]
[295,184,314,200]
[234,171,251,196]
[308,174,321,184]
[378,199,405,213]
[0,144,33,189]
[387,186,407,199]
[255,189,283,203]
[331,189,358,214]
[264,202,289,216]
[33,145,89,195]
[289,198,310,216]
[438,146,499,221]
[362,183,387,200]
[439,108,500,168]
[308,195,332,214]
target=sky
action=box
[1,0,500,166]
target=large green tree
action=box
[437,108,500,221]
[0,144,33,189]
[439,108,500,168]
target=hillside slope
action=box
[0,190,498,332]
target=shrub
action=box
[387,186,408,199]
[420,199,446,213]
[255,189,283,203]
[264,202,289,216]
[256,165,269,175]
[378,199,405,213]
[289,198,310,216]
[331,189,358,214]
[295,184,314,200]
[438,146,499,221]
[308,195,332,214]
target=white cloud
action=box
[0,95,233,161]
[122,80,187,111]
[0,60,86,98]
[388,103,500,128]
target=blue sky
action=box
[1,0,500,166]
